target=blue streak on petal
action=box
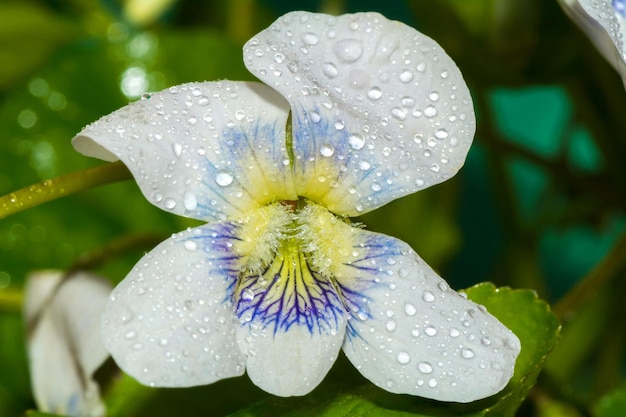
[235,246,346,336]
[335,233,406,342]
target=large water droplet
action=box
[348,133,365,150]
[215,171,234,187]
[302,32,319,45]
[385,320,396,332]
[399,70,414,83]
[241,288,255,302]
[424,325,437,336]
[183,192,197,211]
[322,62,338,78]
[435,128,449,139]
[396,351,411,364]
[422,290,435,303]
[367,86,382,101]
[184,240,198,251]
[320,144,335,157]
[404,302,417,316]
[424,105,437,118]
[461,347,475,359]
[418,361,433,374]
[333,39,363,62]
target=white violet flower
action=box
[24,270,111,417]
[72,11,520,402]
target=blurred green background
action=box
[1,1,625,416]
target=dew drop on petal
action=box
[215,171,234,186]
[418,361,433,374]
[429,91,440,101]
[428,378,438,388]
[302,32,320,45]
[424,325,437,336]
[172,143,183,157]
[385,320,397,332]
[184,240,198,251]
[404,302,417,316]
[241,288,255,301]
[450,328,460,337]
[422,290,435,303]
[424,105,437,118]
[461,348,475,359]
[367,86,383,101]
[399,70,414,83]
[183,192,197,211]
[348,133,365,150]
[164,198,176,209]
[334,39,363,62]
[320,144,335,157]
[322,62,338,78]
[435,128,449,139]
[396,351,411,364]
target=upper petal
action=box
[235,238,348,396]
[101,224,248,387]
[244,11,475,216]
[335,231,520,402]
[559,0,626,84]
[72,81,297,222]
[24,271,111,417]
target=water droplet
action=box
[141,93,151,100]
[235,110,245,121]
[320,144,335,157]
[241,288,255,301]
[430,163,440,173]
[399,70,414,83]
[359,161,371,170]
[404,303,417,316]
[273,53,285,63]
[440,70,449,79]
[348,133,365,150]
[396,351,411,364]
[428,378,438,388]
[481,336,491,346]
[435,128,449,139]
[322,62,338,78]
[461,347,475,359]
[418,361,433,374]
[183,192,197,211]
[302,32,319,45]
[309,111,321,123]
[172,143,183,157]
[333,39,363,62]
[422,290,435,303]
[424,105,437,118]
[429,92,440,101]
[184,240,198,251]
[125,330,137,339]
[391,107,407,121]
[334,120,345,130]
[401,96,415,107]
[215,171,233,186]
[424,325,437,336]
[385,320,396,332]
[164,198,176,209]
[450,328,460,337]
[367,86,382,101]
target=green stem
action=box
[0,161,132,220]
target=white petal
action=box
[24,270,111,417]
[245,11,475,216]
[559,0,626,83]
[235,243,347,396]
[336,232,520,403]
[72,81,297,222]
[101,224,247,387]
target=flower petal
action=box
[101,224,248,387]
[235,240,348,396]
[24,270,111,417]
[559,0,626,83]
[336,232,520,403]
[244,11,474,216]
[72,81,297,222]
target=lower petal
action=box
[235,242,347,396]
[101,224,247,387]
[337,231,520,403]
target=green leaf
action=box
[464,283,561,416]
[0,3,79,91]
[594,384,626,417]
